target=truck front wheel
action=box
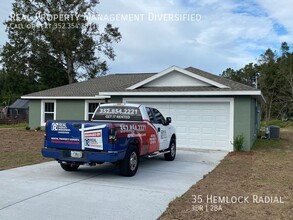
[164,138,176,161]
[120,145,139,177]
[60,163,80,171]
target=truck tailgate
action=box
[45,121,108,151]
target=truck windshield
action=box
[92,106,143,121]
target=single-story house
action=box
[21,66,264,151]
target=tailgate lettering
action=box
[51,137,80,145]
[51,122,70,134]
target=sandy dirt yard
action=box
[160,129,293,220]
[0,128,51,170]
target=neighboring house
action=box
[21,66,264,151]
[8,99,29,120]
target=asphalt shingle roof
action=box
[22,73,155,97]
[22,67,257,98]
[186,67,256,91]
[9,99,29,109]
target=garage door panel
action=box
[190,127,200,133]
[216,128,228,134]
[176,115,188,122]
[202,116,213,122]
[177,128,187,134]
[190,116,201,121]
[216,116,226,122]
[202,128,213,135]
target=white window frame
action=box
[41,100,56,126]
[84,100,103,120]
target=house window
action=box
[44,103,54,121]
[85,101,103,120]
[88,102,100,120]
[41,100,56,126]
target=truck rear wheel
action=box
[120,145,139,177]
[60,163,80,171]
[164,138,176,161]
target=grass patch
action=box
[252,138,281,151]
[0,123,28,129]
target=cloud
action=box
[105,1,268,73]
[256,0,293,42]
[96,0,293,74]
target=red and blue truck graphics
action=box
[42,103,176,176]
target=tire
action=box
[60,163,80,171]
[164,138,176,161]
[120,145,139,177]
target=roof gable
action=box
[127,66,229,90]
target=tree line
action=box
[221,42,293,121]
[0,0,121,106]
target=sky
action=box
[0,0,292,75]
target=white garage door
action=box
[125,99,233,151]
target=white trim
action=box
[229,98,235,152]
[41,100,56,126]
[101,90,265,103]
[21,96,110,100]
[123,97,234,152]
[124,97,231,103]
[126,66,229,90]
[84,100,103,120]
[100,90,262,96]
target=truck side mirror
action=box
[165,117,172,125]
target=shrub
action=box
[234,134,245,151]
[35,126,41,131]
[25,126,30,130]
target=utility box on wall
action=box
[265,126,280,139]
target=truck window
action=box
[92,106,143,121]
[152,108,166,124]
[146,107,155,123]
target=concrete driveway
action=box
[0,149,227,220]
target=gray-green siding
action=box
[56,100,85,120]
[234,96,260,151]
[28,100,85,129]
[28,100,42,129]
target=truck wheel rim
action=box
[130,152,137,171]
[171,143,176,157]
